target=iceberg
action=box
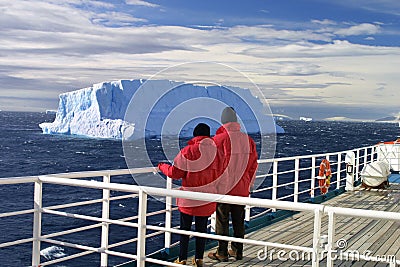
[40,79,284,139]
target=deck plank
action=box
[202,184,400,267]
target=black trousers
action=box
[215,203,245,256]
[179,212,209,260]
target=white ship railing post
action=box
[363,148,368,169]
[32,178,42,267]
[164,176,172,249]
[100,174,111,267]
[370,146,376,162]
[210,212,216,233]
[294,158,299,203]
[137,189,148,267]
[336,153,341,190]
[310,156,316,198]
[345,151,355,191]
[356,149,361,182]
[311,208,322,267]
[326,210,336,267]
[245,200,251,222]
[272,161,278,211]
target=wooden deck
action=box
[203,184,400,267]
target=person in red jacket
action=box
[208,107,258,262]
[158,123,219,267]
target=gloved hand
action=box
[157,162,170,174]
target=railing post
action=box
[310,156,316,198]
[137,189,148,267]
[336,153,341,189]
[294,158,299,203]
[370,146,375,162]
[101,174,111,267]
[355,149,360,183]
[210,212,216,233]
[245,202,251,222]
[327,210,336,267]
[363,148,368,167]
[272,161,278,211]
[311,208,322,267]
[32,179,42,267]
[345,151,355,191]
[164,176,172,249]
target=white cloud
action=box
[91,11,147,26]
[0,0,399,119]
[335,23,380,36]
[125,0,159,8]
[312,19,337,25]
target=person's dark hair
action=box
[193,123,210,137]
[221,106,237,124]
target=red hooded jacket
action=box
[213,122,258,197]
[158,136,220,216]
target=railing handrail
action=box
[39,176,324,213]
[1,142,399,267]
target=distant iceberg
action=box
[40,79,284,139]
[299,116,313,122]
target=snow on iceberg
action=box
[40,79,284,139]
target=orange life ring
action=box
[318,159,331,194]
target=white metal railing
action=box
[0,143,399,267]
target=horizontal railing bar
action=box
[250,209,273,219]
[257,147,374,163]
[43,193,139,211]
[325,206,400,221]
[40,250,95,266]
[112,206,178,223]
[45,167,157,179]
[108,229,166,250]
[41,238,138,263]
[110,193,139,201]
[276,181,295,188]
[252,185,273,192]
[42,208,140,228]
[255,173,271,179]
[41,222,103,240]
[39,176,324,213]
[109,238,139,249]
[277,194,294,201]
[103,248,138,260]
[45,198,103,210]
[0,237,34,248]
[0,176,38,185]
[298,188,312,195]
[0,208,35,218]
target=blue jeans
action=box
[179,212,209,260]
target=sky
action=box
[0,0,399,120]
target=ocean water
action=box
[0,111,398,266]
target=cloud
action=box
[241,40,400,59]
[0,0,399,119]
[125,0,159,8]
[326,0,400,16]
[312,19,337,25]
[335,23,380,36]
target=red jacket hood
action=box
[216,122,241,135]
